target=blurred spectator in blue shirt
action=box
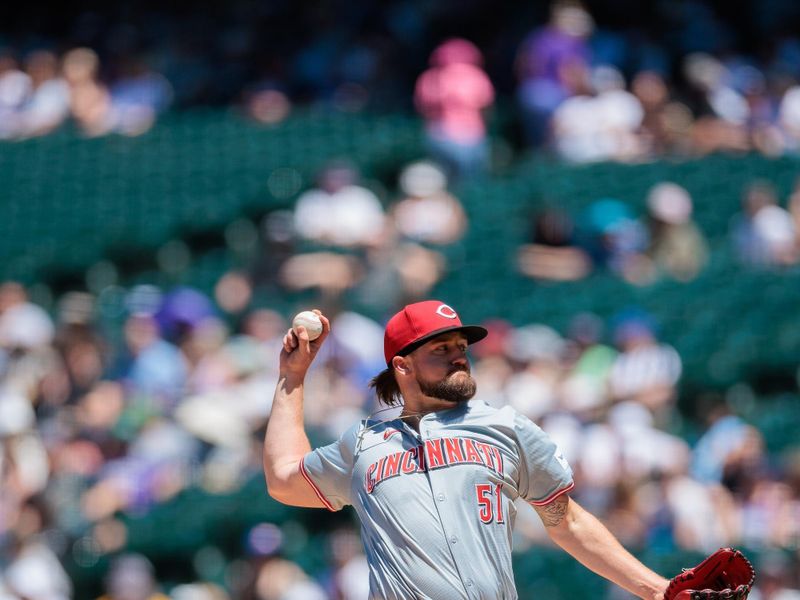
[121,314,187,407]
[581,198,652,283]
[0,51,31,139]
[778,85,800,155]
[731,180,797,267]
[109,56,173,136]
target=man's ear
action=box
[392,355,410,375]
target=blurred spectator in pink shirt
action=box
[414,38,494,180]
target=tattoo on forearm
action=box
[535,495,569,527]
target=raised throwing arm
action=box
[535,495,669,600]
[263,310,330,507]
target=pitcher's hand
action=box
[279,309,331,379]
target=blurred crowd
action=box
[519,173,800,285]
[1,269,799,598]
[518,181,709,285]
[0,47,172,139]
[514,1,800,163]
[271,160,463,313]
[1,161,800,600]
[4,0,800,597]
[250,158,800,303]
[4,0,800,165]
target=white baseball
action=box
[292,311,323,341]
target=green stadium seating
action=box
[1,110,424,286]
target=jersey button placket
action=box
[422,421,477,599]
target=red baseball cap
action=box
[384,300,487,365]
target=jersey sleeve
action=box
[300,423,360,511]
[512,410,574,505]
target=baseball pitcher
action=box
[263,300,752,600]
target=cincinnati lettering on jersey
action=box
[365,437,504,493]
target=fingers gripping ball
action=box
[664,548,755,600]
[292,311,323,341]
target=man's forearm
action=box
[263,372,312,495]
[547,499,668,600]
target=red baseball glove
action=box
[664,548,755,600]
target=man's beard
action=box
[418,368,477,403]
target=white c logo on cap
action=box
[436,304,458,319]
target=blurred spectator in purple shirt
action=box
[515,0,594,147]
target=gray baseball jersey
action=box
[301,400,574,600]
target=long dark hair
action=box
[369,367,403,406]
